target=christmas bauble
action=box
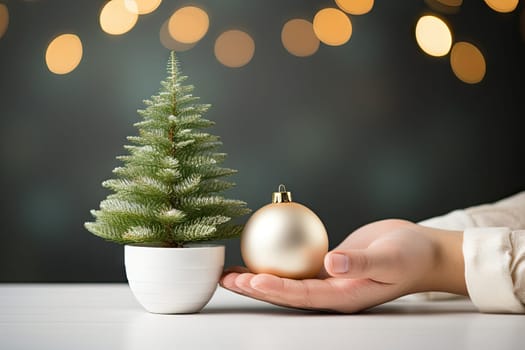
[241,185,329,279]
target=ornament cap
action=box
[272,184,292,203]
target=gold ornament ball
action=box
[241,186,329,279]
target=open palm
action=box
[220,219,465,313]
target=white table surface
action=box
[0,284,522,350]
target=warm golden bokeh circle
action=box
[45,34,83,75]
[335,0,374,15]
[281,19,320,57]
[100,0,138,35]
[168,6,209,44]
[415,15,452,57]
[483,0,519,13]
[0,4,8,39]
[313,8,352,46]
[124,0,162,15]
[159,20,196,52]
[214,30,255,68]
[450,42,486,84]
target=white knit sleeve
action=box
[419,191,525,230]
[463,227,525,313]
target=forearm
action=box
[432,229,467,295]
[417,225,525,313]
[417,227,468,296]
[415,191,525,310]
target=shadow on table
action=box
[202,300,477,316]
[362,301,478,315]
[202,306,314,315]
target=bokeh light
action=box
[335,0,374,15]
[415,15,452,57]
[124,0,161,15]
[214,30,255,68]
[450,42,486,84]
[159,20,195,51]
[0,3,8,39]
[45,34,83,75]
[313,8,352,46]
[168,6,209,44]
[483,0,519,13]
[100,0,138,35]
[281,19,320,57]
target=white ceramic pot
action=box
[124,244,225,314]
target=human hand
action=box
[220,219,467,313]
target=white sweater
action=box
[419,191,525,313]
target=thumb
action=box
[324,248,388,279]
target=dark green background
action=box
[0,0,523,281]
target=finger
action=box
[219,271,245,295]
[219,266,250,292]
[221,272,286,305]
[250,274,401,312]
[223,272,401,313]
[324,248,393,280]
[222,272,302,309]
[249,274,359,311]
[234,273,262,295]
[250,274,315,308]
[246,274,321,310]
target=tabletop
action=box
[0,284,522,350]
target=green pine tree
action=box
[85,52,250,247]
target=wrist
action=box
[419,227,468,295]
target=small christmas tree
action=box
[85,52,250,247]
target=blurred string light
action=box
[416,6,487,84]
[450,42,486,83]
[484,0,519,13]
[214,30,255,68]
[27,0,513,80]
[335,0,374,15]
[415,15,452,56]
[45,34,83,74]
[159,20,195,51]
[281,19,319,57]
[168,6,209,44]
[100,0,138,35]
[0,3,8,39]
[124,0,161,15]
[313,8,352,46]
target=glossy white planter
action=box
[124,244,225,314]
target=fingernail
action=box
[250,274,280,294]
[329,253,349,273]
[250,279,267,293]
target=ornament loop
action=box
[272,184,292,203]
